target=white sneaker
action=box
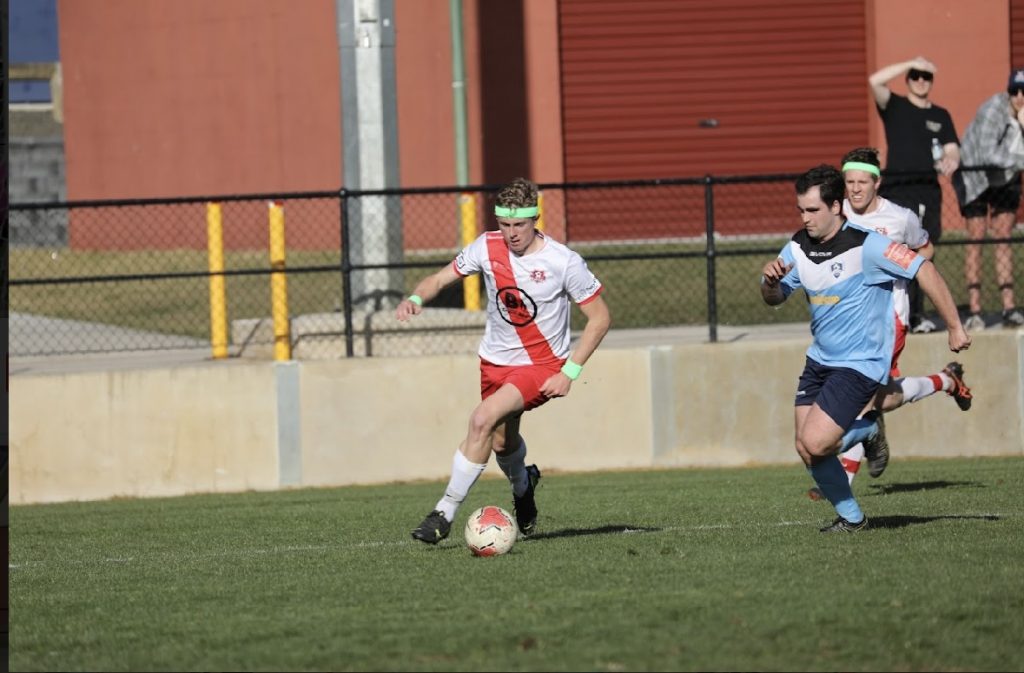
[911,318,937,334]
[964,313,986,331]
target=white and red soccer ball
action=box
[464,505,518,557]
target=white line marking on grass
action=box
[8,512,1019,568]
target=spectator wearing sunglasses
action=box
[870,57,961,335]
[955,67,1024,330]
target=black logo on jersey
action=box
[495,286,538,327]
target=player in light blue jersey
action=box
[761,165,971,533]
[800,148,974,501]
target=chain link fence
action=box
[10,170,1023,359]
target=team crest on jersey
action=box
[883,241,916,269]
[495,286,538,327]
[529,269,546,283]
[830,261,843,278]
[874,226,889,236]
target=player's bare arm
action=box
[912,240,935,261]
[760,258,793,306]
[395,263,461,322]
[540,294,611,399]
[915,261,972,353]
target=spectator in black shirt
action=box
[870,56,961,334]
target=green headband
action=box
[494,205,538,218]
[842,161,881,177]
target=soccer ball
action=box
[464,505,518,557]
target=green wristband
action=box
[408,294,423,306]
[561,360,583,381]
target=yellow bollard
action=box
[268,201,291,361]
[206,202,229,359]
[537,190,545,232]
[460,193,481,311]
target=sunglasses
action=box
[1009,87,1024,97]
[907,69,934,82]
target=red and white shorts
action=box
[890,314,907,379]
[480,358,564,411]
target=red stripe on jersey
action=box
[486,232,558,364]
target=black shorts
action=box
[960,178,1022,218]
[794,358,881,430]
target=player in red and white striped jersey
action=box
[398,177,611,544]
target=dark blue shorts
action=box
[794,358,881,430]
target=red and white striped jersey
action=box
[453,231,603,366]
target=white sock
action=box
[900,375,942,404]
[495,439,529,497]
[840,443,865,485]
[435,450,487,522]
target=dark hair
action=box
[840,147,881,170]
[795,164,844,207]
[495,177,538,210]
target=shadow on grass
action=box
[429,525,662,552]
[525,524,662,541]
[869,514,1000,529]
[867,480,985,495]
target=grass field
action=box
[9,456,1024,672]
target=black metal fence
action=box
[9,171,1023,359]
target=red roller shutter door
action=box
[558,0,868,240]
[1012,0,1024,66]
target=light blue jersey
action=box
[776,222,925,382]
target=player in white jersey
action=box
[763,165,970,532]
[803,149,973,501]
[397,177,611,545]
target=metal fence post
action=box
[340,189,355,358]
[704,175,718,343]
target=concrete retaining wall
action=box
[10,330,1022,505]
